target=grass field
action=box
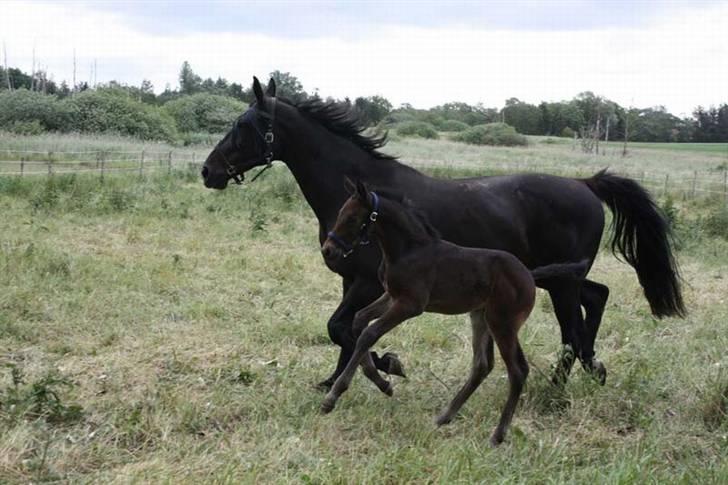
[1,134,727,482]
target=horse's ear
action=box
[252,76,265,104]
[266,78,276,97]
[344,177,357,195]
[356,180,369,200]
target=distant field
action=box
[623,141,728,155]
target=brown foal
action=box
[320,179,587,445]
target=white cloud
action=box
[1,1,727,115]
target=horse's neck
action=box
[280,124,401,228]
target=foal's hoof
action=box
[382,381,394,397]
[583,358,607,385]
[381,352,407,378]
[489,433,504,447]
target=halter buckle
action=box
[369,211,378,222]
[264,131,274,144]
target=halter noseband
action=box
[327,192,380,258]
[224,98,277,185]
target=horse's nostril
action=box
[201,166,209,179]
[322,246,333,259]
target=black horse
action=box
[201,77,684,388]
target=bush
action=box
[164,93,246,133]
[561,127,576,138]
[395,121,439,139]
[438,119,469,132]
[455,123,528,146]
[8,120,45,136]
[64,90,178,141]
[0,89,74,131]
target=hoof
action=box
[489,432,504,447]
[584,358,607,385]
[381,352,407,378]
[434,413,452,427]
[320,396,336,414]
[382,382,394,397]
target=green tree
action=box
[269,70,308,102]
[179,61,202,95]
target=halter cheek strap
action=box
[226,98,277,185]
[326,191,380,258]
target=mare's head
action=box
[322,178,378,263]
[201,76,277,189]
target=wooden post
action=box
[20,157,24,176]
[100,152,105,183]
[168,151,172,175]
[691,171,697,198]
[47,151,53,175]
[663,174,669,196]
[139,150,145,179]
[723,169,727,203]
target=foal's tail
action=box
[583,169,686,318]
[531,260,589,282]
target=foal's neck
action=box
[373,199,437,264]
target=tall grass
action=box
[0,165,726,482]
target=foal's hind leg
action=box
[436,310,494,426]
[488,318,529,446]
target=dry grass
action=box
[0,141,727,482]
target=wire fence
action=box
[1,149,727,203]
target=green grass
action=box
[0,163,726,482]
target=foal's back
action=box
[387,240,536,319]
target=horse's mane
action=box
[289,97,397,161]
[374,189,441,242]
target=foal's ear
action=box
[266,78,276,97]
[252,76,266,104]
[344,176,357,195]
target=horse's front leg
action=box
[319,278,405,390]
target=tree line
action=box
[1,62,727,144]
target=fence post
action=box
[47,151,53,175]
[724,169,727,204]
[20,157,24,176]
[168,151,172,175]
[663,174,669,196]
[100,152,106,183]
[139,149,145,179]
[691,171,697,198]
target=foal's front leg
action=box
[355,294,396,396]
[321,301,421,413]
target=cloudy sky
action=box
[1,0,727,115]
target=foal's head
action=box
[322,178,378,262]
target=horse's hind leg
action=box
[488,319,529,446]
[547,283,584,386]
[580,279,609,384]
[436,310,494,426]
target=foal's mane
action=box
[287,97,397,161]
[374,189,441,242]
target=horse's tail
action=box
[583,169,686,318]
[531,260,589,282]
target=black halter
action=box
[327,192,380,258]
[225,98,277,185]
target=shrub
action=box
[0,89,75,131]
[164,93,246,133]
[561,127,576,138]
[438,119,469,132]
[455,122,528,146]
[702,205,728,240]
[63,90,178,141]
[396,121,439,139]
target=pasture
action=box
[1,134,727,483]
